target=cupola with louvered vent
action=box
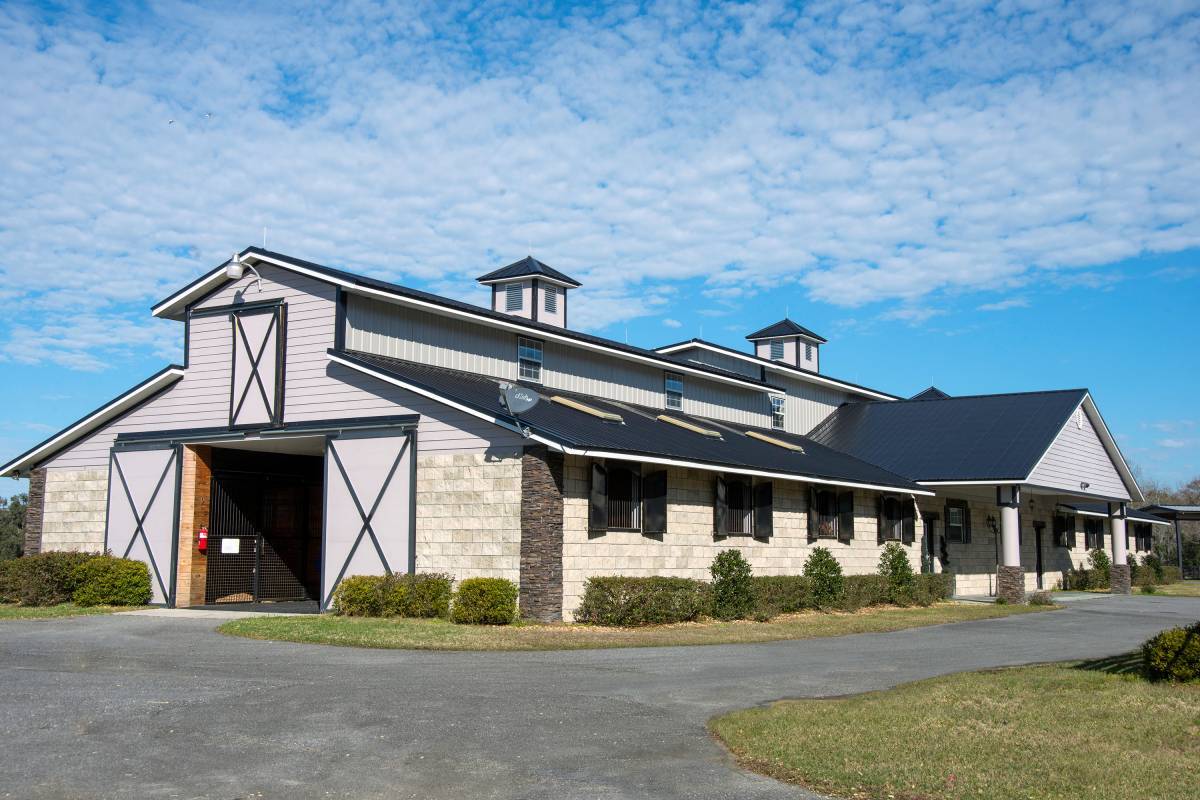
[477,256,581,328]
[746,318,826,372]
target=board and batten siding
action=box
[344,295,773,428]
[1027,406,1129,500]
[42,265,522,471]
[668,346,763,379]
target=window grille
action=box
[770,396,785,429]
[517,337,542,382]
[805,343,813,361]
[665,372,683,410]
[607,464,642,530]
[506,283,523,312]
[769,340,784,360]
[544,286,557,313]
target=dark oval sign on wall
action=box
[500,383,539,415]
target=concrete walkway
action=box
[2,595,1198,800]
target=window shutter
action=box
[754,481,773,539]
[589,461,608,533]
[902,498,916,545]
[962,505,972,544]
[714,475,728,535]
[642,470,668,535]
[807,487,818,542]
[876,494,886,545]
[837,490,855,542]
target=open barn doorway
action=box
[203,445,323,609]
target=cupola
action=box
[477,256,581,329]
[746,318,826,372]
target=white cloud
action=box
[0,2,1198,368]
[978,297,1030,312]
[661,318,682,328]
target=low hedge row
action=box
[1142,621,1200,683]
[0,551,149,607]
[331,574,518,625]
[576,571,953,627]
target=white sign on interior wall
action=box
[221,538,240,555]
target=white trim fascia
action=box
[478,276,578,290]
[1054,504,1172,526]
[174,253,774,395]
[654,340,894,401]
[151,269,227,317]
[0,367,186,477]
[917,479,1024,487]
[331,352,932,496]
[747,332,825,346]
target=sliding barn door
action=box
[105,445,180,605]
[229,305,285,427]
[321,429,415,609]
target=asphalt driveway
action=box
[2,595,1198,800]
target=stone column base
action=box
[1110,564,1132,595]
[997,566,1026,604]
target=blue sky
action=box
[0,0,1198,491]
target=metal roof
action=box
[910,386,950,400]
[807,389,1089,483]
[334,349,929,494]
[1061,502,1172,525]
[745,318,827,343]
[476,256,581,287]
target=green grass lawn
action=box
[218,602,1051,651]
[0,603,138,619]
[710,656,1200,800]
[1149,580,1200,597]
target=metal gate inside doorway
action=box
[205,463,321,604]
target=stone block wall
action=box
[40,468,108,553]
[415,450,522,583]
[561,456,921,619]
[22,468,46,555]
[520,446,564,621]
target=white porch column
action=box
[996,486,1024,603]
[1109,502,1132,594]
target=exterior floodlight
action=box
[224,253,263,293]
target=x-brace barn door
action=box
[229,304,285,428]
[105,445,181,605]
[321,428,415,609]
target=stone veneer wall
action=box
[519,446,564,621]
[414,451,522,583]
[22,468,46,555]
[560,456,921,620]
[40,467,108,553]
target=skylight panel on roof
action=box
[550,395,623,423]
[656,414,722,438]
[744,430,805,454]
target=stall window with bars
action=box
[809,488,854,541]
[879,495,904,541]
[506,283,523,311]
[724,479,753,534]
[607,464,642,530]
[665,372,683,410]
[770,395,785,429]
[518,337,543,382]
[1084,517,1105,550]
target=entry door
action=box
[105,445,180,605]
[322,429,414,609]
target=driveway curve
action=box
[2,595,1197,800]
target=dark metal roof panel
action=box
[910,386,951,400]
[745,319,827,343]
[476,256,582,287]
[339,350,925,492]
[807,390,1089,482]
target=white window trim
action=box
[770,395,785,430]
[665,371,683,410]
[518,336,542,382]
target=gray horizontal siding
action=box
[771,374,855,436]
[1028,407,1129,500]
[43,265,521,469]
[667,345,763,379]
[346,295,772,428]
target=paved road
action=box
[3,596,1198,800]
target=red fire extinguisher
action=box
[198,526,208,554]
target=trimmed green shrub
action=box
[382,573,453,618]
[1140,553,1165,585]
[1088,548,1111,588]
[840,574,890,611]
[710,549,754,620]
[912,573,953,606]
[803,547,844,609]
[1141,584,1158,595]
[878,542,916,605]
[752,575,810,618]
[452,577,518,625]
[331,575,387,616]
[1142,622,1200,682]
[1028,590,1054,606]
[71,555,151,606]
[0,551,96,606]
[576,576,710,626]
[1066,563,1093,590]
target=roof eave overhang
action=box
[746,332,827,345]
[0,366,186,477]
[329,350,931,496]
[477,275,580,289]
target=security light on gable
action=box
[225,253,263,293]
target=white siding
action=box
[1028,406,1129,500]
[43,265,521,470]
[668,345,762,379]
[771,374,855,435]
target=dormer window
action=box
[518,336,542,382]
[665,372,683,410]
[769,340,784,360]
[505,283,523,312]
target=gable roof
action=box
[654,338,898,401]
[910,386,950,400]
[809,389,1089,484]
[0,365,185,477]
[330,349,929,495]
[476,256,581,287]
[745,319,827,343]
[152,248,780,395]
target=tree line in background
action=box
[1136,473,1200,570]
[1,493,27,561]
